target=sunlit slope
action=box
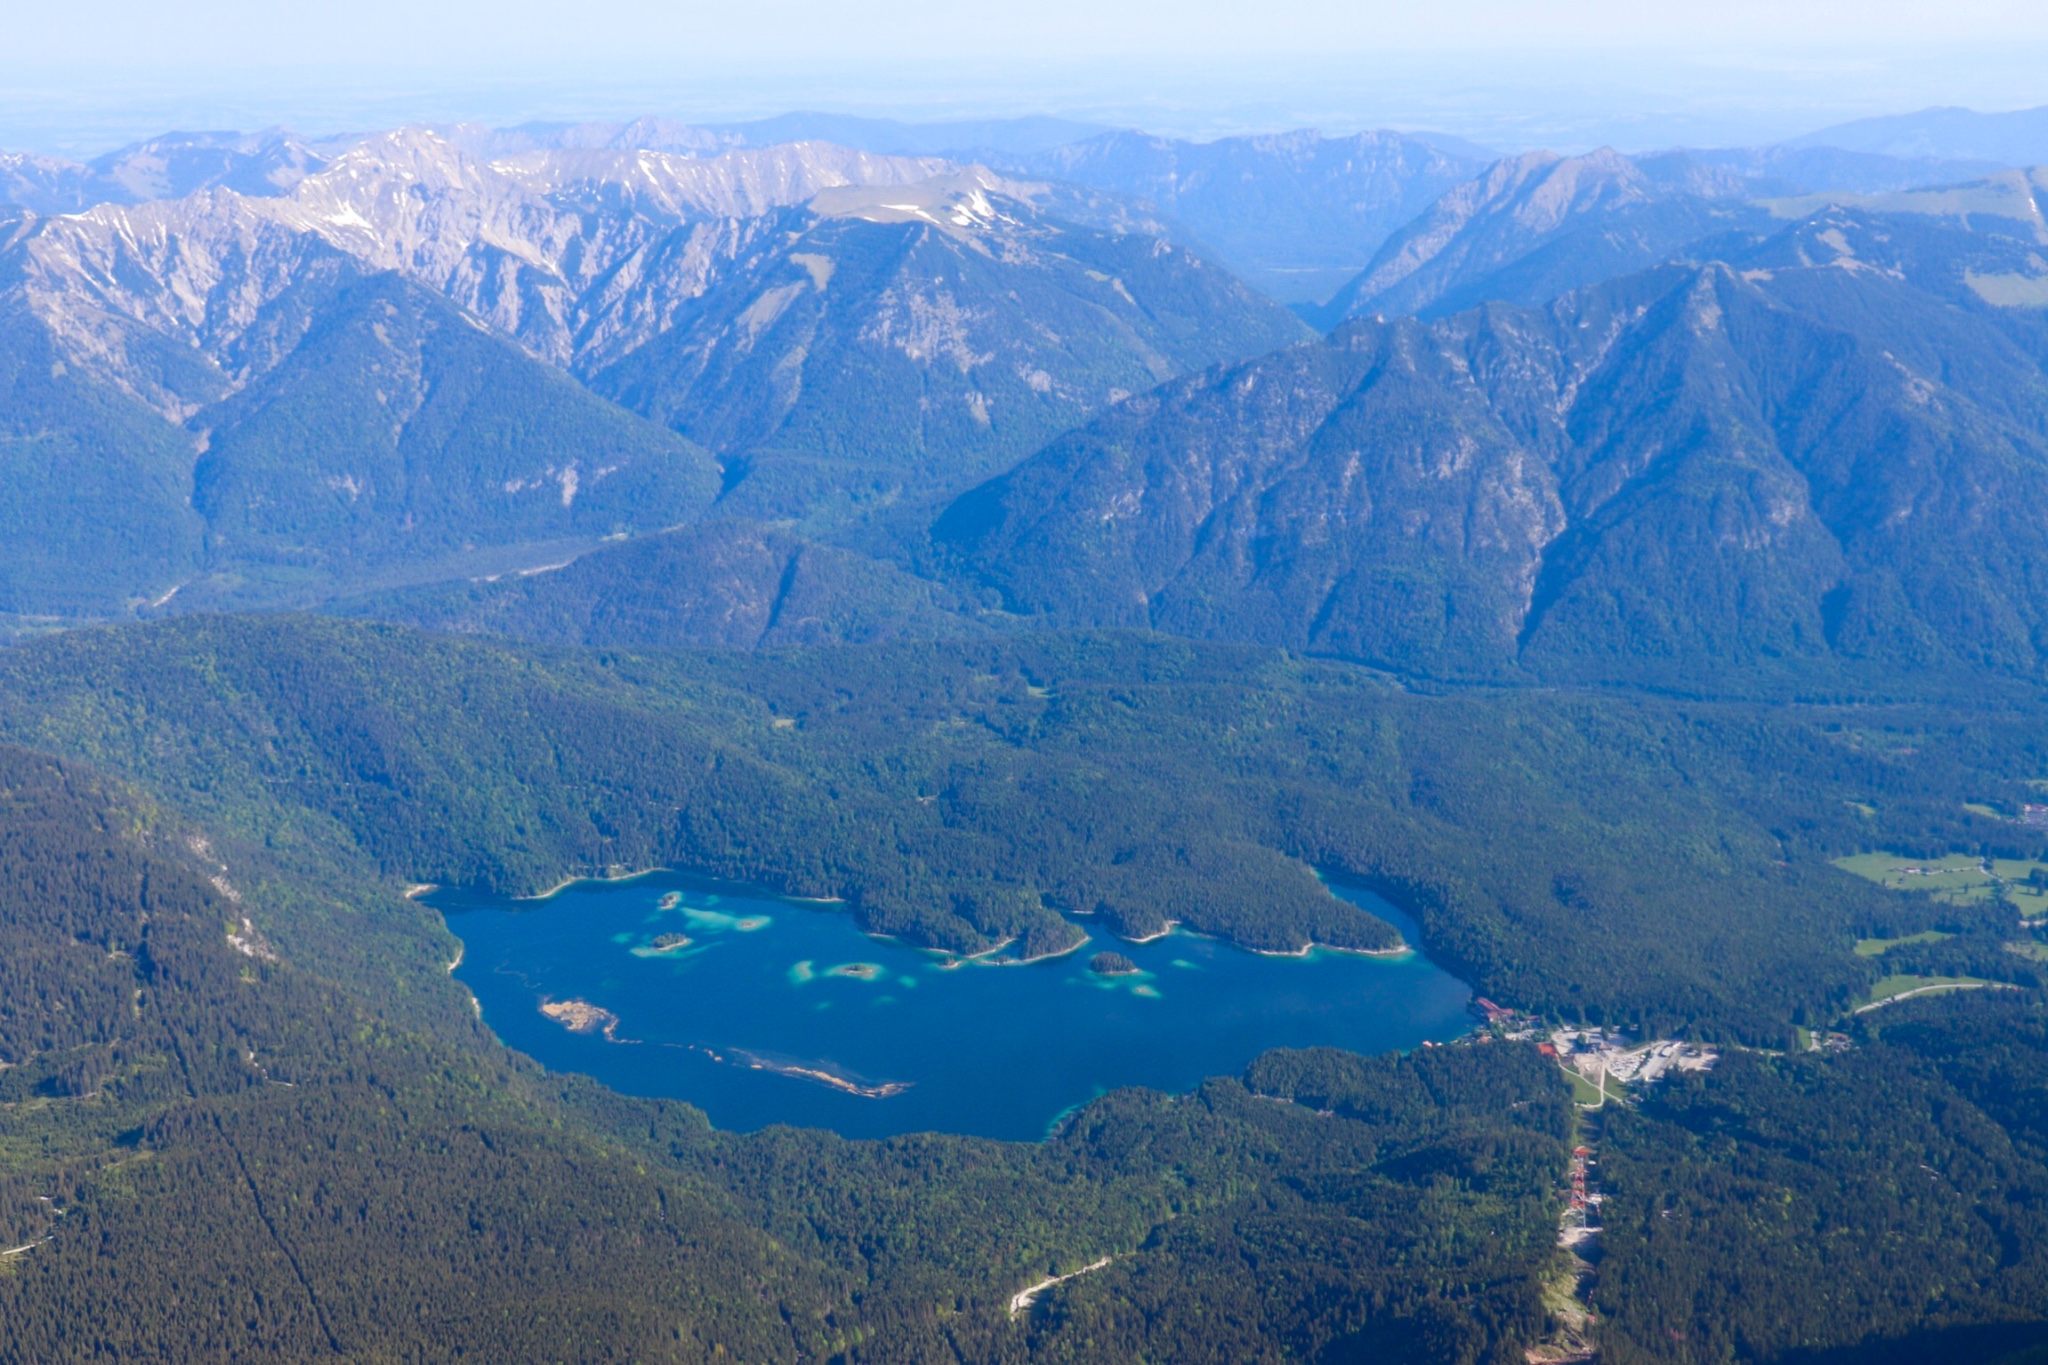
[940,208,2048,693]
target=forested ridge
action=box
[2,614,2043,1039]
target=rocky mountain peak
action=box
[807,169,1019,236]
[0,126,969,395]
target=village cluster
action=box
[1462,998,1719,1102]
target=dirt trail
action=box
[1008,1257,1115,1317]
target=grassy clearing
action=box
[1563,1068,1605,1107]
[1834,852,2006,905]
[1854,930,1955,957]
[1993,860,2048,917]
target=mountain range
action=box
[5,111,2048,698]
[0,126,1297,613]
[6,116,2011,313]
[935,205,2048,692]
[1312,147,1771,325]
[588,172,1305,527]
[0,129,332,212]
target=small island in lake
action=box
[826,961,884,981]
[539,998,621,1039]
[721,1047,911,1098]
[631,933,693,957]
[1090,952,1139,976]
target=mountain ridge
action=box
[936,207,2048,694]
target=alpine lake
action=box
[435,874,1475,1141]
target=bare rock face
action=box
[590,173,1309,521]
[0,123,1296,618]
[1,127,955,410]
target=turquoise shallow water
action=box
[436,874,1474,1141]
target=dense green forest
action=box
[4,616,2048,1358]
[0,740,1580,1362]
[2,615,2043,1040]
[1595,990,2048,1364]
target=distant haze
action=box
[2,1,2046,155]
[16,0,2048,65]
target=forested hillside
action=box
[0,236,723,615]
[0,738,1584,1363]
[1596,990,2048,1364]
[350,517,988,649]
[5,719,2047,1360]
[2,616,2041,1041]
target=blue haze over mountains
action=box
[6,104,2048,692]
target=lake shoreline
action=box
[1252,940,1412,960]
[446,870,1478,1142]
[461,865,1437,967]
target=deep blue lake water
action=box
[436,874,1474,1141]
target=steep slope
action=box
[189,270,718,579]
[590,173,1310,526]
[1005,129,1490,304]
[0,230,719,614]
[937,208,2048,692]
[0,302,207,613]
[0,127,1289,615]
[1318,148,1771,324]
[0,129,968,614]
[349,518,984,649]
[2,127,952,396]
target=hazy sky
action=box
[3,0,2046,155]
[13,0,2048,64]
